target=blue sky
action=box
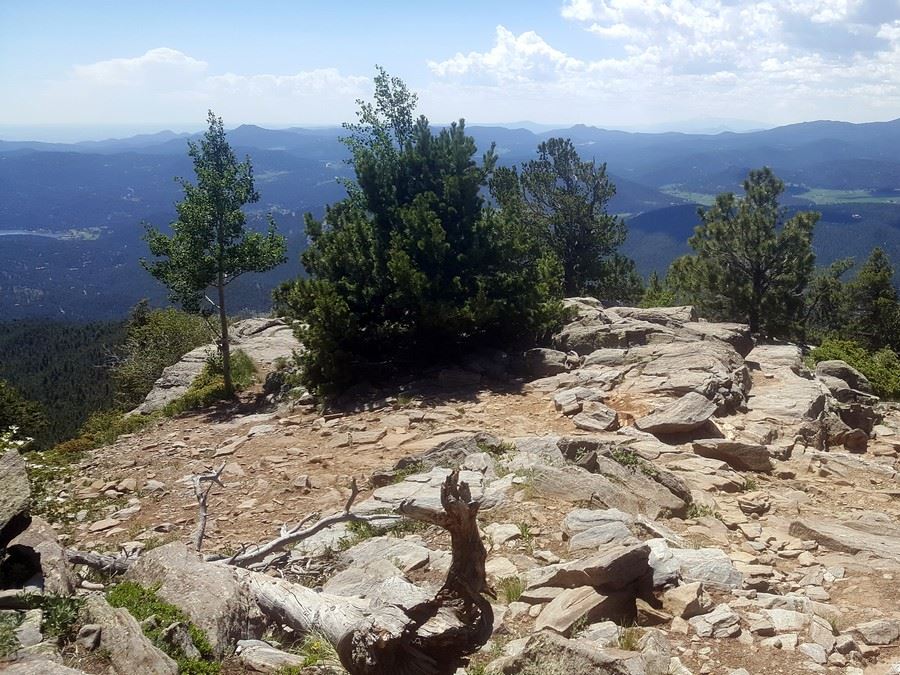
[2,0,899,138]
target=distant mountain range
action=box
[1,118,898,320]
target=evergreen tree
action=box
[667,167,818,335]
[0,379,47,446]
[801,258,854,343]
[274,69,563,393]
[143,111,286,396]
[490,137,640,301]
[639,271,676,308]
[845,247,900,351]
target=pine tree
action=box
[143,111,286,396]
[274,69,563,393]
[490,137,640,301]
[667,167,818,335]
[640,271,676,308]
[846,247,900,350]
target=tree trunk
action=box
[67,472,492,674]
[240,471,493,674]
[217,272,232,397]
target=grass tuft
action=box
[497,576,524,604]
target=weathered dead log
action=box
[65,471,491,674]
[237,470,493,674]
[65,549,134,575]
[226,478,372,567]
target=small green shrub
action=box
[686,503,720,520]
[164,349,256,415]
[19,594,83,644]
[297,630,339,667]
[497,576,524,604]
[609,447,658,477]
[77,409,157,448]
[617,625,642,651]
[0,612,20,657]
[807,338,900,400]
[476,440,516,457]
[517,522,534,544]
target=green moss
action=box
[106,581,218,673]
[609,447,659,478]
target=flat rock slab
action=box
[238,640,306,672]
[485,630,647,675]
[668,547,743,590]
[635,392,717,435]
[689,603,741,638]
[3,661,91,675]
[692,438,773,472]
[789,518,900,560]
[534,586,633,636]
[0,449,31,547]
[524,542,650,591]
[339,535,432,573]
[562,508,634,535]
[568,521,636,552]
[356,467,510,514]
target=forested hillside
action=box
[0,320,123,447]
[2,118,898,320]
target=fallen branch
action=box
[191,463,226,552]
[226,478,375,567]
[65,549,134,575]
[66,471,492,673]
[238,470,493,674]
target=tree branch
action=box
[192,463,226,552]
[227,478,376,567]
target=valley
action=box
[2,119,899,321]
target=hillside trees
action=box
[0,379,47,446]
[844,247,900,351]
[111,300,212,410]
[668,167,818,335]
[490,137,641,301]
[143,111,286,397]
[274,69,563,393]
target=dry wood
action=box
[191,463,226,551]
[225,477,376,567]
[66,471,491,674]
[65,549,134,575]
[237,470,493,674]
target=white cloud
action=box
[73,48,208,87]
[424,2,900,126]
[428,26,582,83]
[43,49,370,125]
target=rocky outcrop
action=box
[132,318,302,414]
[125,542,264,656]
[84,595,178,675]
[4,516,77,595]
[0,449,31,549]
[691,438,773,472]
[635,393,717,435]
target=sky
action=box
[1,0,899,140]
